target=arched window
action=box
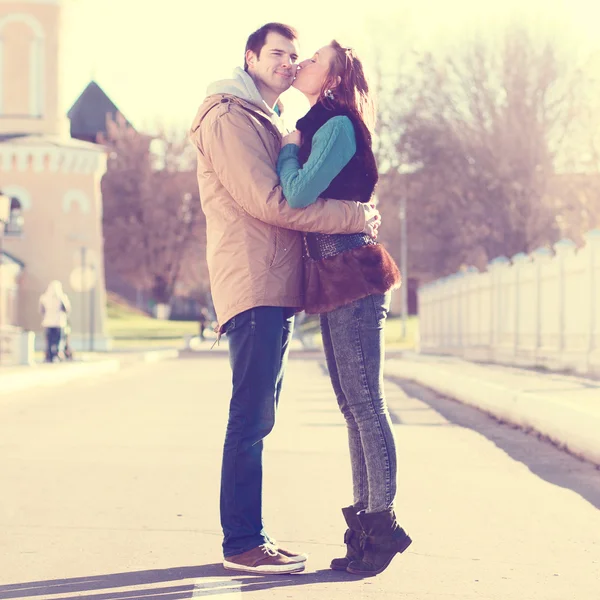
[62,189,91,214]
[0,14,45,117]
[4,197,24,236]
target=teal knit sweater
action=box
[277,116,356,208]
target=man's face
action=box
[246,32,299,96]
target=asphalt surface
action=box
[1,354,598,599]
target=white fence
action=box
[417,229,600,376]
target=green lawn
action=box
[106,298,200,349]
[106,296,419,351]
[299,314,419,350]
[385,315,420,349]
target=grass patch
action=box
[385,315,419,349]
[299,314,419,350]
[106,295,419,351]
[107,296,200,349]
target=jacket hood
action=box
[190,67,286,134]
[207,67,267,108]
[42,280,65,299]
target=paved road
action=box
[1,355,598,599]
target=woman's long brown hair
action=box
[319,40,376,136]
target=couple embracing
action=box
[190,22,411,578]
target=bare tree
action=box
[380,24,597,276]
[100,117,206,304]
[363,21,427,283]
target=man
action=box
[198,307,210,341]
[189,22,380,575]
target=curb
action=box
[0,359,121,396]
[0,349,180,397]
[120,349,180,365]
[141,349,179,362]
[384,358,600,467]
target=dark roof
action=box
[67,81,134,142]
[0,133,30,143]
[1,249,25,267]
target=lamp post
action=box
[0,192,12,366]
[396,163,421,340]
[68,234,97,352]
[399,194,408,339]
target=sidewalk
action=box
[6,342,598,469]
[2,354,599,598]
[385,353,600,467]
[0,335,314,398]
[0,348,179,396]
[181,336,315,357]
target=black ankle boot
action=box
[330,506,364,571]
[346,508,412,576]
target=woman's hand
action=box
[282,130,302,147]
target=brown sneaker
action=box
[267,542,308,564]
[223,544,306,574]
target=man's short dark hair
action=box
[244,22,298,71]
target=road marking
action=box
[192,578,242,598]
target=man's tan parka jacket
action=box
[189,68,367,330]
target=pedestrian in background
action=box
[39,280,71,363]
[198,307,210,341]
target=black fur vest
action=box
[296,102,378,203]
[294,101,401,315]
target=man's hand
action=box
[282,130,302,147]
[362,203,380,238]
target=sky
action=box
[58,0,600,132]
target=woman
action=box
[39,280,71,362]
[277,41,412,577]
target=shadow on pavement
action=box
[0,564,357,600]
[387,377,600,511]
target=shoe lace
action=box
[259,543,278,557]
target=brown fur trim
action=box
[303,244,401,315]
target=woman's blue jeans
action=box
[320,292,397,513]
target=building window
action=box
[4,198,24,236]
[0,13,45,118]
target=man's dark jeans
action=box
[220,306,294,557]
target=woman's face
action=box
[293,45,338,98]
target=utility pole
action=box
[0,193,11,366]
[81,246,87,351]
[89,263,95,351]
[399,195,408,339]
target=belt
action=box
[305,232,376,260]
